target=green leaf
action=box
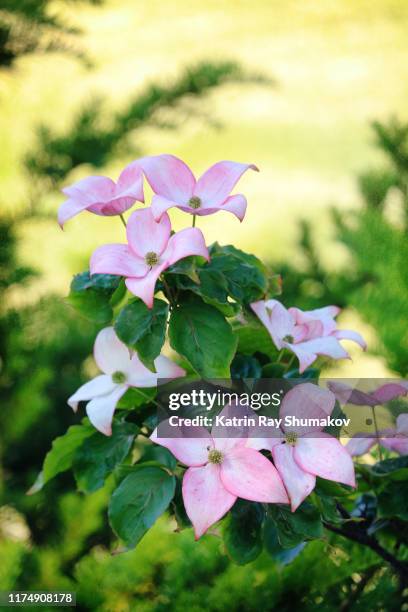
[223,500,264,565]
[116,387,157,410]
[73,422,138,493]
[108,466,176,548]
[370,456,408,481]
[263,516,306,565]
[115,298,168,371]
[377,481,408,520]
[209,243,268,304]
[67,271,122,324]
[231,354,262,379]
[234,314,277,359]
[169,297,237,378]
[268,502,323,548]
[40,423,94,487]
[140,445,177,471]
[165,256,201,283]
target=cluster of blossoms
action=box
[152,383,355,537]
[62,153,405,540]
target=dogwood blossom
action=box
[251,300,366,373]
[328,381,408,456]
[248,383,356,511]
[151,403,288,538]
[68,327,184,436]
[90,207,209,308]
[58,162,144,227]
[136,154,258,221]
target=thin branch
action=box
[324,521,408,584]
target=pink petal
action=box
[67,374,115,411]
[220,447,289,503]
[289,336,350,374]
[150,195,181,220]
[250,300,294,349]
[332,329,367,350]
[280,383,335,434]
[163,227,209,267]
[327,381,377,407]
[396,413,408,435]
[62,175,115,203]
[93,327,132,374]
[272,442,316,511]
[150,423,213,467]
[346,435,376,456]
[137,154,195,202]
[126,208,171,258]
[125,262,167,308]
[381,437,408,455]
[182,464,236,539]
[154,355,185,381]
[85,384,127,436]
[371,383,408,404]
[194,161,258,207]
[116,161,145,202]
[196,194,247,221]
[290,306,339,336]
[125,354,184,387]
[212,403,253,454]
[58,198,91,228]
[126,354,160,387]
[90,244,148,278]
[294,433,355,487]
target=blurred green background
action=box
[1,1,407,609]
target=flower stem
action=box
[160,275,175,307]
[371,405,383,461]
[119,214,127,228]
[276,349,284,364]
[285,353,296,372]
[192,215,196,228]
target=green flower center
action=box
[208,449,224,464]
[145,251,159,267]
[188,196,202,209]
[283,334,294,343]
[285,431,298,446]
[112,371,127,384]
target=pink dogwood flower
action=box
[136,154,258,221]
[151,404,289,539]
[68,327,185,436]
[248,383,356,511]
[58,162,144,227]
[251,300,367,373]
[345,414,408,456]
[90,207,209,308]
[328,381,408,456]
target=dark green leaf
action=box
[208,243,268,304]
[377,481,408,520]
[39,423,94,488]
[169,297,237,378]
[140,445,177,471]
[268,502,323,548]
[115,298,168,371]
[223,500,264,565]
[108,466,176,548]
[231,354,263,379]
[67,271,122,324]
[263,515,306,564]
[73,422,138,493]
